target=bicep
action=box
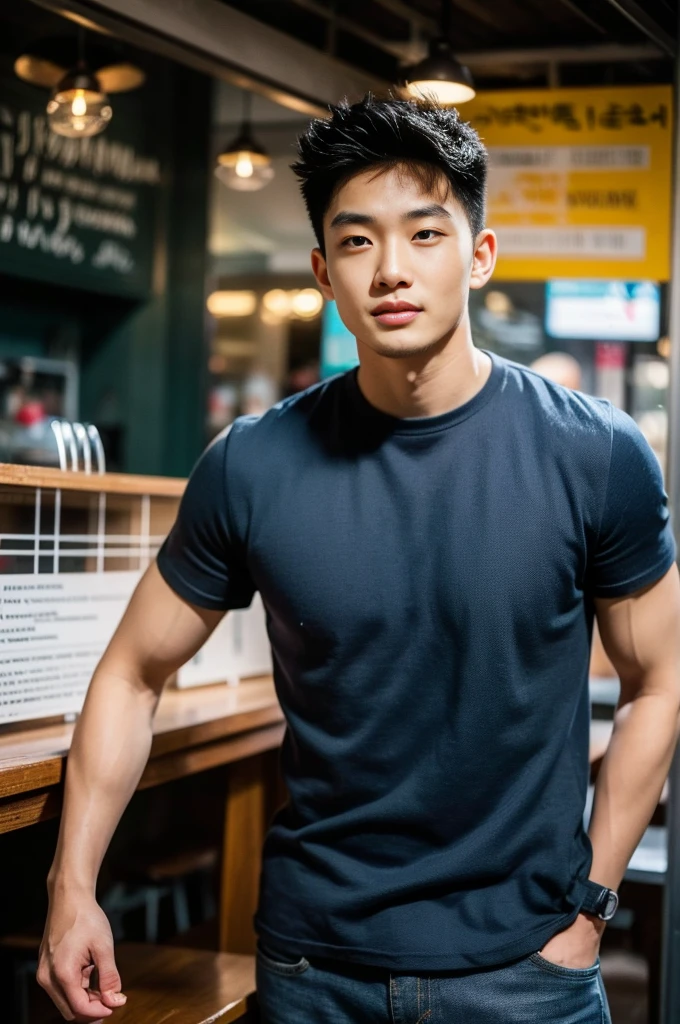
[99,561,225,693]
[595,563,680,699]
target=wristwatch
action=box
[580,879,619,921]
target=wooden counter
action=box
[0,676,285,954]
[0,463,284,955]
[0,463,187,497]
[0,676,283,835]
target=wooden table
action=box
[0,676,285,954]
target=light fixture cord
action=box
[440,0,451,43]
[77,25,86,68]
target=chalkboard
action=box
[0,74,162,298]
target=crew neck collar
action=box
[345,349,505,435]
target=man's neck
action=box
[355,330,492,421]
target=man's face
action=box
[311,163,495,361]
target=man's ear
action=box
[469,229,497,291]
[311,248,335,301]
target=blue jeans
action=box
[256,940,612,1023]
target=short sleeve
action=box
[590,405,677,598]
[155,428,256,611]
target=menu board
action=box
[0,570,272,724]
[465,85,672,281]
[0,75,162,297]
[177,592,272,689]
[0,570,139,723]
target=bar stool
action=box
[102,844,219,943]
[46,943,256,1024]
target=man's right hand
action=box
[37,565,226,1019]
[37,893,127,1021]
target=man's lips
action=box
[372,308,422,325]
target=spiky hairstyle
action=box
[290,92,487,257]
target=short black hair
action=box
[291,92,487,257]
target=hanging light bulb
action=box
[215,91,275,192]
[45,29,113,138]
[15,26,144,137]
[400,1,475,105]
[46,64,112,137]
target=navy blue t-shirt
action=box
[156,351,676,971]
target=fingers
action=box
[40,960,114,1021]
[40,977,76,1021]
[91,942,127,1009]
[62,985,114,1020]
[37,959,75,1021]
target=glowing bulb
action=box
[206,290,257,317]
[71,91,87,117]
[262,289,292,318]
[214,142,274,191]
[235,153,254,178]
[46,69,112,138]
[290,288,323,319]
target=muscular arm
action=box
[541,563,680,969]
[588,563,680,890]
[39,562,224,1021]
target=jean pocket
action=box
[528,952,600,980]
[256,939,311,977]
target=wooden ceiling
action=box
[219,0,676,89]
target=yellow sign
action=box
[464,85,672,281]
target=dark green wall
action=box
[162,65,212,477]
[79,63,212,477]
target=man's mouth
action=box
[371,305,422,326]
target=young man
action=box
[39,95,680,1023]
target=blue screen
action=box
[545,280,660,342]
[320,301,359,379]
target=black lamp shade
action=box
[402,39,475,104]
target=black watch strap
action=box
[580,879,619,921]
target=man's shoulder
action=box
[497,353,613,439]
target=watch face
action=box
[601,890,619,921]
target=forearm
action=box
[47,663,162,897]
[588,680,680,891]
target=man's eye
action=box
[341,236,370,248]
[414,229,442,240]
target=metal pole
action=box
[661,9,680,1021]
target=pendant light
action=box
[15,29,144,139]
[46,29,111,138]
[400,1,475,105]
[46,65,112,138]
[214,91,275,192]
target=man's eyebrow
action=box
[329,211,374,229]
[403,204,453,222]
[329,204,453,230]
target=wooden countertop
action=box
[0,463,187,497]
[0,676,285,833]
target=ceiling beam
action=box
[600,0,676,55]
[284,0,415,62]
[553,0,610,37]
[369,0,436,32]
[26,0,388,117]
[286,0,666,69]
[458,42,665,66]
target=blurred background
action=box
[0,3,678,1022]
[0,1,674,477]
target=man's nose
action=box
[373,240,414,289]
